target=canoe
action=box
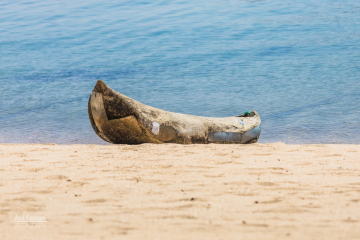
[88,80,261,144]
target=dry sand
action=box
[0,143,359,240]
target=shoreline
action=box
[2,142,360,145]
[1,143,360,239]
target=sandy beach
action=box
[1,143,359,239]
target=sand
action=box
[0,143,359,240]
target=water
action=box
[1,0,360,144]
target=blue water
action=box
[1,0,360,144]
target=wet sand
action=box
[1,143,359,239]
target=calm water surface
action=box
[1,0,360,144]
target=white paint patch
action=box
[152,122,160,135]
[237,119,245,126]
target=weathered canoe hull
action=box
[88,80,261,144]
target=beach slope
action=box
[1,143,359,239]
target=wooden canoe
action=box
[88,80,261,144]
